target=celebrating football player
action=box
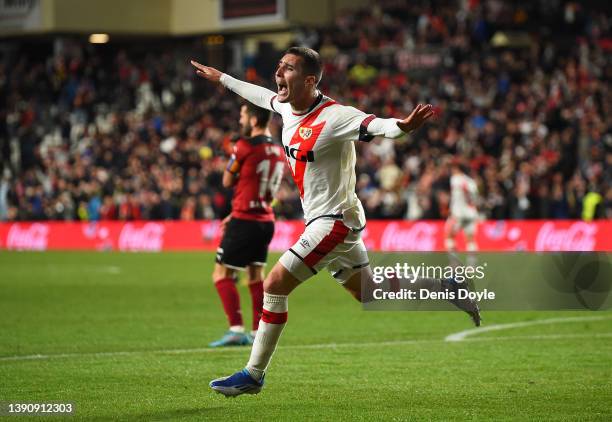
[192,46,480,397]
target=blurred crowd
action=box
[1,0,610,222]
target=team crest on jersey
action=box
[299,127,313,140]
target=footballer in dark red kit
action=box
[226,136,284,225]
[209,103,285,347]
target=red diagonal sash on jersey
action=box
[303,219,350,267]
[288,100,336,198]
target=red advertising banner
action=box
[0,220,610,252]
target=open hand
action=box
[397,103,435,133]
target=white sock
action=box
[229,325,244,333]
[246,293,288,381]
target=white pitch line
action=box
[463,332,612,342]
[2,324,612,363]
[0,340,438,362]
[101,266,121,274]
[444,315,612,342]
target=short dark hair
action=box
[284,46,323,85]
[244,102,271,129]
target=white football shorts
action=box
[279,216,370,283]
[447,216,477,236]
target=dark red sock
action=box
[214,278,243,328]
[248,280,264,331]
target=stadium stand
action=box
[1,0,610,222]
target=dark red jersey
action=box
[226,135,285,222]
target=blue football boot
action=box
[210,369,264,396]
[209,331,252,347]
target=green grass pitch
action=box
[1,251,611,421]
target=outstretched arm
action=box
[367,104,434,138]
[190,60,276,111]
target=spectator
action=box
[1,0,609,223]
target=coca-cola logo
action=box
[380,222,438,251]
[535,222,597,251]
[7,223,49,250]
[118,223,165,251]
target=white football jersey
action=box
[271,94,373,228]
[450,173,479,219]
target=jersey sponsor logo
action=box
[284,145,315,162]
[299,127,313,140]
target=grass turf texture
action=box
[1,251,611,421]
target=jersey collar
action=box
[291,92,324,116]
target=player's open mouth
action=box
[277,84,288,96]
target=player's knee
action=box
[263,264,300,295]
[246,265,265,283]
[212,264,235,283]
[263,267,286,293]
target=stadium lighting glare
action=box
[89,33,109,44]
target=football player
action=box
[192,47,480,396]
[209,103,284,347]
